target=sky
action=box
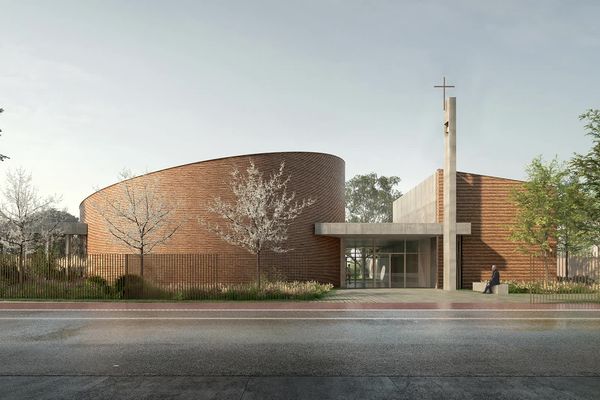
[0,0,599,215]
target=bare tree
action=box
[0,107,9,161]
[92,170,183,277]
[0,168,57,283]
[202,161,316,288]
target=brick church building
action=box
[80,97,545,289]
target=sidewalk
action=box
[0,288,598,310]
[321,288,531,303]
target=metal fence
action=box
[0,253,325,300]
[530,253,600,304]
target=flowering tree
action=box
[202,161,316,288]
[0,168,58,282]
[93,170,184,277]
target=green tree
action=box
[555,173,595,276]
[571,109,600,244]
[509,157,593,280]
[345,173,401,223]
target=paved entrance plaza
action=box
[320,288,531,303]
[3,289,597,311]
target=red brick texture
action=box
[80,152,345,286]
[436,170,553,289]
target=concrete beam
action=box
[59,222,88,236]
[315,222,470,237]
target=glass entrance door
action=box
[391,254,405,288]
[405,254,419,287]
[390,252,420,288]
[375,255,389,288]
[344,240,434,289]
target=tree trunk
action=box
[140,249,145,298]
[256,251,261,289]
[543,250,549,285]
[565,248,569,279]
[18,245,24,285]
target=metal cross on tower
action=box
[434,76,455,110]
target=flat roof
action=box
[59,222,88,235]
[314,222,471,239]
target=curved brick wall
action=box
[80,152,345,285]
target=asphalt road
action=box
[1,308,599,399]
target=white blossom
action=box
[0,168,58,282]
[202,161,315,286]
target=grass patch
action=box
[0,279,115,300]
[0,278,333,301]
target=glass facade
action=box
[344,239,436,288]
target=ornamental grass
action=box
[505,280,599,294]
[0,276,333,301]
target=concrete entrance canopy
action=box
[316,222,471,289]
[60,222,88,236]
[58,222,88,257]
[315,222,471,240]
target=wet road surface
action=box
[1,306,599,399]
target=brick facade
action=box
[80,152,345,286]
[436,170,552,288]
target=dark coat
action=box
[490,270,500,286]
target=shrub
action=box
[26,255,67,281]
[506,281,531,294]
[504,280,600,294]
[86,275,109,287]
[114,274,146,299]
[0,263,19,283]
[85,275,111,295]
[0,279,116,299]
[113,274,168,299]
[558,275,596,285]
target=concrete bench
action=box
[472,282,509,295]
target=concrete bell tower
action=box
[443,97,457,290]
